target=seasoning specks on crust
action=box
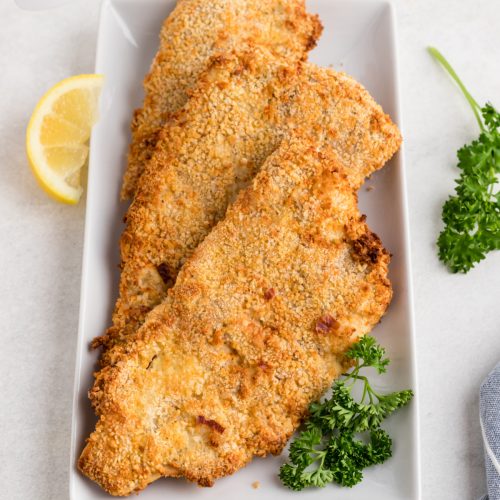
[121,0,322,199]
[79,137,392,495]
[96,48,401,364]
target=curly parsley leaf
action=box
[288,427,323,468]
[428,47,500,273]
[366,428,393,464]
[345,334,390,373]
[279,336,413,491]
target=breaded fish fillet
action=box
[96,49,401,362]
[79,136,392,495]
[121,0,322,199]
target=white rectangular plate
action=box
[70,1,420,498]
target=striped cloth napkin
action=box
[480,362,500,500]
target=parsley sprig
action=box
[279,336,413,490]
[429,47,500,273]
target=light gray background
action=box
[0,0,499,499]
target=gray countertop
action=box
[1,0,499,498]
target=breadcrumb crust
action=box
[79,137,393,495]
[121,0,322,199]
[96,48,401,363]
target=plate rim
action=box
[385,2,422,497]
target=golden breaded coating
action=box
[79,137,393,495]
[121,0,322,199]
[95,49,401,363]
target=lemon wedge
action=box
[26,74,103,204]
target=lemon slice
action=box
[26,74,104,204]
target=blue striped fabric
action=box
[480,363,500,500]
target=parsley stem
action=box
[360,378,368,404]
[317,450,327,468]
[428,46,484,131]
[346,373,369,384]
[489,163,495,197]
[346,374,375,403]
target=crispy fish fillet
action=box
[79,137,393,495]
[96,49,401,362]
[121,0,322,199]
